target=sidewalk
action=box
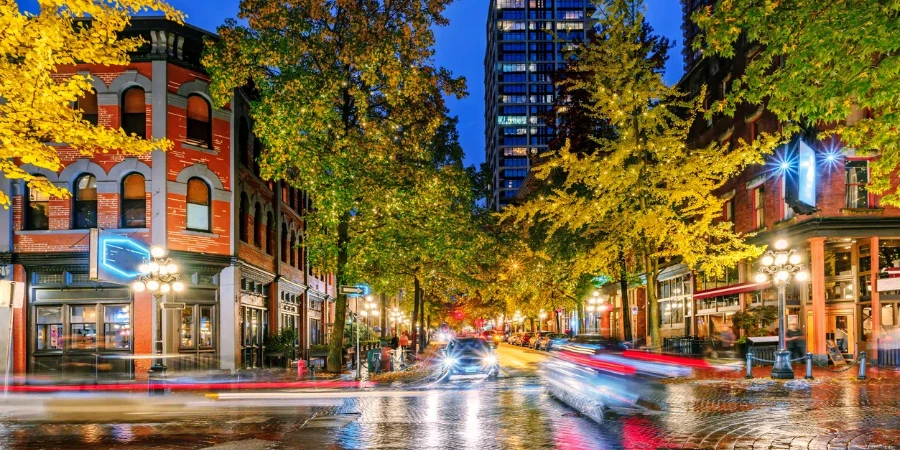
[687,361,900,382]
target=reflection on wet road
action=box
[0,344,898,449]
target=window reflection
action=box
[104,305,131,350]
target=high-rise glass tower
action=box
[484,0,590,210]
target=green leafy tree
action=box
[693,1,900,203]
[0,0,181,206]
[204,0,464,372]
[506,0,763,348]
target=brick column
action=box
[871,236,881,357]
[133,290,153,380]
[809,237,827,361]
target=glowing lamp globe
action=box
[167,263,178,274]
[138,264,150,274]
[776,271,790,281]
[755,273,768,283]
[774,239,788,250]
[173,281,185,292]
[148,262,160,273]
[146,279,160,291]
[789,254,802,265]
[133,281,146,292]
[158,266,169,275]
[160,283,171,294]
[150,246,165,258]
[761,255,774,266]
[775,254,788,265]
[796,271,809,282]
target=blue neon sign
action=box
[92,230,150,285]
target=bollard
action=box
[745,351,753,379]
[857,351,867,380]
[805,353,814,380]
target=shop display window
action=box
[103,305,132,350]
[36,306,63,350]
[69,306,97,350]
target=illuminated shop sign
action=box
[784,137,817,215]
[89,229,151,285]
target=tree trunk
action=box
[418,292,426,353]
[411,276,421,355]
[619,250,632,341]
[643,251,661,349]
[326,212,351,372]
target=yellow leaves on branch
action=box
[0,1,183,206]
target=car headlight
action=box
[444,356,458,366]
[483,355,498,365]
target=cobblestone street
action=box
[1,345,898,449]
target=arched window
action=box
[266,212,275,256]
[239,192,249,242]
[186,177,210,231]
[77,88,98,125]
[238,118,250,168]
[24,176,50,230]
[290,231,296,267]
[121,173,146,228]
[186,94,211,148]
[281,226,288,263]
[122,87,146,138]
[73,174,97,229]
[253,203,262,248]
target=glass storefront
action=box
[30,290,133,380]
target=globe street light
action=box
[538,310,548,332]
[756,239,809,379]
[133,246,183,384]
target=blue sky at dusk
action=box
[23,0,683,169]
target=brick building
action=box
[618,2,900,363]
[0,18,334,380]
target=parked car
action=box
[519,332,535,347]
[480,330,501,348]
[536,333,570,351]
[529,332,549,349]
[507,332,522,346]
[442,337,499,379]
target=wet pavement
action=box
[1,344,898,449]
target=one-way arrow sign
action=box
[340,285,364,295]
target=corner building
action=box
[0,18,334,380]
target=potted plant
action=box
[264,327,298,368]
[731,306,777,357]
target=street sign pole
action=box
[356,295,361,380]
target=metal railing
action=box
[744,350,879,380]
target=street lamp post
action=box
[755,239,809,380]
[132,246,184,391]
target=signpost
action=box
[339,285,369,379]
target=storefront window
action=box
[199,307,213,348]
[824,246,853,277]
[36,306,62,350]
[879,242,900,271]
[825,279,854,301]
[181,306,194,348]
[70,306,97,350]
[103,305,131,350]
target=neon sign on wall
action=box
[90,229,151,286]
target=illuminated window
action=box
[73,174,97,229]
[77,89,98,125]
[186,95,212,148]
[186,177,211,231]
[504,147,528,156]
[845,160,870,208]
[753,186,765,230]
[25,175,50,230]
[121,173,146,228]
[122,87,146,138]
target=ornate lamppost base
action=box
[770,350,795,379]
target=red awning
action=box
[692,281,770,300]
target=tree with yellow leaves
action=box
[204,0,465,372]
[0,0,181,206]
[506,0,763,348]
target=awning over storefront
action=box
[693,281,769,300]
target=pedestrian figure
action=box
[400,332,409,350]
[786,322,805,359]
[390,333,399,350]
